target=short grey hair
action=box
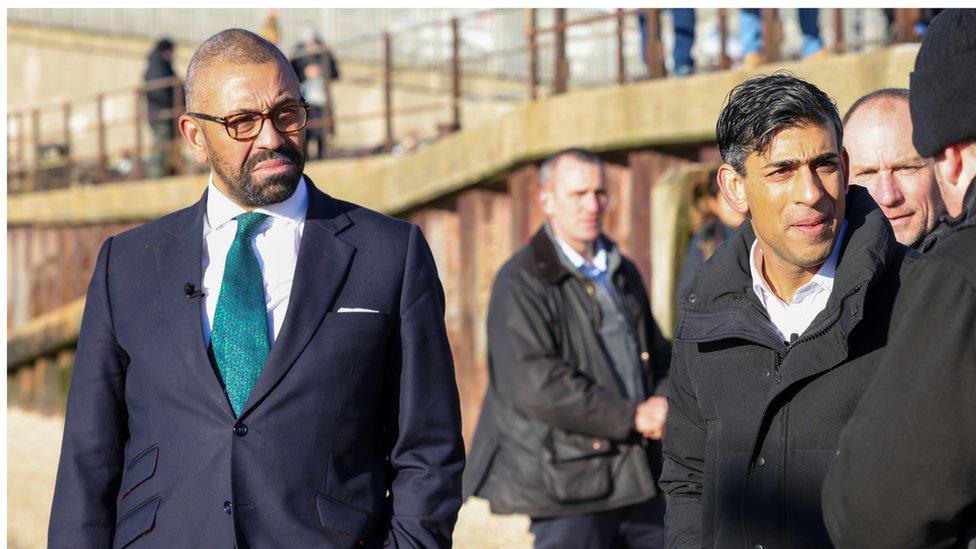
[184,28,297,111]
[538,148,605,188]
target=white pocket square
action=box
[337,307,381,313]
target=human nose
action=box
[581,192,601,213]
[871,171,904,207]
[795,166,827,207]
[252,115,288,149]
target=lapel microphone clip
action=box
[184,283,205,299]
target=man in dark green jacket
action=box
[822,10,976,547]
[660,73,916,548]
[463,148,672,548]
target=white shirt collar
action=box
[553,233,607,273]
[205,174,309,232]
[750,220,848,306]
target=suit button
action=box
[757,456,766,467]
[640,351,650,362]
[223,501,232,515]
[592,440,603,450]
[761,369,770,377]
[234,424,248,437]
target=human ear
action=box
[179,115,210,165]
[536,185,554,216]
[717,164,750,215]
[840,147,851,194]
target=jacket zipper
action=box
[770,282,865,373]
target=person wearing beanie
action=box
[822,9,976,548]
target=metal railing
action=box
[7,8,925,194]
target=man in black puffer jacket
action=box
[660,73,916,548]
[823,10,976,547]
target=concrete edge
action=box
[9,44,918,226]
[8,298,86,370]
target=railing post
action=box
[718,9,732,69]
[31,108,41,190]
[451,17,462,132]
[383,32,394,154]
[7,114,17,191]
[17,112,26,190]
[553,8,568,94]
[96,94,107,183]
[63,102,74,185]
[321,43,334,158]
[616,9,626,85]
[6,115,11,189]
[527,8,538,100]
[833,9,845,53]
[134,88,144,179]
[642,9,665,79]
[761,9,781,63]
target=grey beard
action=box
[210,149,304,207]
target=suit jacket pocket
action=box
[119,445,158,500]
[114,495,160,548]
[315,492,375,544]
[323,311,389,332]
[541,430,614,503]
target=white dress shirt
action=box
[201,176,308,347]
[553,235,608,273]
[750,221,847,343]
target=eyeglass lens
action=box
[227,104,307,139]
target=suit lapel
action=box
[241,181,355,417]
[154,191,235,417]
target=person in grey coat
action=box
[660,73,916,548]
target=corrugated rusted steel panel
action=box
[627,149,692,293]
[602,160,633,257]
[456,188,512,448]
[507,164,544,249]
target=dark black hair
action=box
[716,71,843,175]
[843,87,910,125]
[538,147,605,187]
[155,38,174,52]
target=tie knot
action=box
[235,212,268,238]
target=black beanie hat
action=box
[909,9,976,158]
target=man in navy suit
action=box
[48,28,464,548]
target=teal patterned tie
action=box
[211,212,270,417]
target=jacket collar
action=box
[677,185,900,345]
[528,224,619,285]
[205,175,309,233]
[919,176,976,253]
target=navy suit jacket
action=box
[48,179,465,548]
